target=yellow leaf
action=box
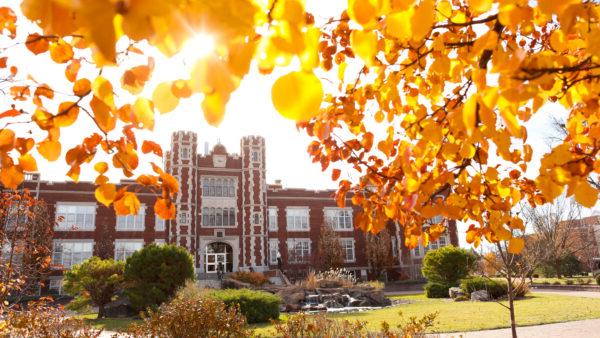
[350,30,378,66]
[73,78,91,97]
[462,94,477,136]
[386,9,414,42]
[348,0,381,27]
[90,96,116,133]
[92,76,115,108]
[507,237,524,254]
[37,140,61,161]
[132,97,155,130]
[1,166,24,189]
[75,0,116,63]
[469,0,492,14]
[152,82,179,114]
[95,183,116,207]
[54,101,79,127]
[574,179,598,208]
[114,191,140,215]
[411,0,434,41]
[94,161,108,174]
[202,92,228,126]
[18,154,37,172]
[49,39,73,63]
[500,107,522,137]
[272,71,323,121]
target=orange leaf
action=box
[331,168,341,181]
[507,237,524,254]
[94,161,108,174]
[0,166,24,189]
[65,59,81,82]
[95,183,116,207]
[141,140,163,157]
[25,33,49,54]
[73,78,91,97]
[0,128,15,151]
[132,97,155,130]
[49,40,74,63]
[37,140,61,161]
[18,154,37,172]
[154,198,175,220]
[54,101,79,127]
[113,191,140,215]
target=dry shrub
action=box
[302,270,318,289]
[128,290,250,337]
[272,311,437,337]
[0,300,99,338]
[229,271,270,286]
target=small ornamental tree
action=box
[63,256,125,318]
[316,224,344,271]
[124,243,194,312]
[365,229,395,280]
[422,246,478,287]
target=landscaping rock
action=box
[221,278,253,290]
[470,290,490,301]
[104,298,136,318]
[449,287,465,299]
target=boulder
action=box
[365,290,392,306]
[103,298,136,318]
[448,287,465,299]
[323,300,344,309]
[221,278,253,290]
[470,290,490,301]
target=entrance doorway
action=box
[205,242,233,273]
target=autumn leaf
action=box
[49,39,73,63]
[154,198,175,220]
[37,139,61,161]
[152,82,179,114]
[1,166,24,189]
[272,71,323,121]
[73,78,91,97]
[141,140,163,157]
[18,153,37,172]
[507,237,525,254]
[95,183,116,207]
[25,33,49,54]
[574,179,598,208]
[113,191,140,215]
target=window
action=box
[49,278,64,295]
[286,208,309,231]
[251,149,260,162]
[202,207,236,226]
[202,177,236,197]
[178,211,189,224]
[268,207,278,231]
[52,240,93,268]
[181,146,191,160]
[4,203,28,229]
[340,238,355,262]
[55,203,96,231]
[429,215,444,224]
[287,239,310,263]
[391,237,398,257]
[324,208,353,230]
[269,239,279,265]
[155,217,165,231]
[155,239,166,245]
[117,206,145,231]
[253,212,262,225]
[114,240,143,261]
[412,235,449,257]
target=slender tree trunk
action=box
[507,272,517,338]
[98,304,105,319]
[554,261,562,278]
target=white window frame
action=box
[287,238,311,264]
[114,239,144,261]
[52,239,94,269]
[269,239,279,265]
[49,277,64,295]
[201,207,237,227]
[251,148,260,162]
[155,217,166,231]
[201,176,237,198]
[116,205,146,231]
[55,203,96,231]
[340,238,355,263]
[286,207,310,231]
[324,207,353,231]
[268,207,278,231]
[252,212,263,226]
[181,145,191,160]
[178,211,190,225]
[154,238,166,245]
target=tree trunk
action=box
[507,274,517,338]
[554,261,562,278]
[97,304,105,319]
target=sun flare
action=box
[180,33,215,62]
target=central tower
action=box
[240,136,268,270]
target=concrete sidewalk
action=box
[437,318,600,338]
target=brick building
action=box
[10,131,458,293]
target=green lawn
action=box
[253,293,600,336]
[79,293,600,335]
[532,276,597,285]
[77,313,140,332]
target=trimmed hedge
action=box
[460,276,507,299]
[424,282,452,298]
[210,288,281,324]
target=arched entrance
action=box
[205,242,233,273]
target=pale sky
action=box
[1,1,597,248]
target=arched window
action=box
[202,179,208,196]
[209,208,215,226]
[209,178,215,196]
[202,207,208,226]
[232,208,237,225]
[216,208,223,226]
[216,179,223,197]
[229,179,235,197]
[223,207,229,226]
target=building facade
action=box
[11,131,459,293]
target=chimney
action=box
[204,142,209,155]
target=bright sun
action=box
[180,33,215,62]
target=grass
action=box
[253,293,600,335]
[78,293,600,335]
[77,313,140,332]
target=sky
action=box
[1,1,598,248]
